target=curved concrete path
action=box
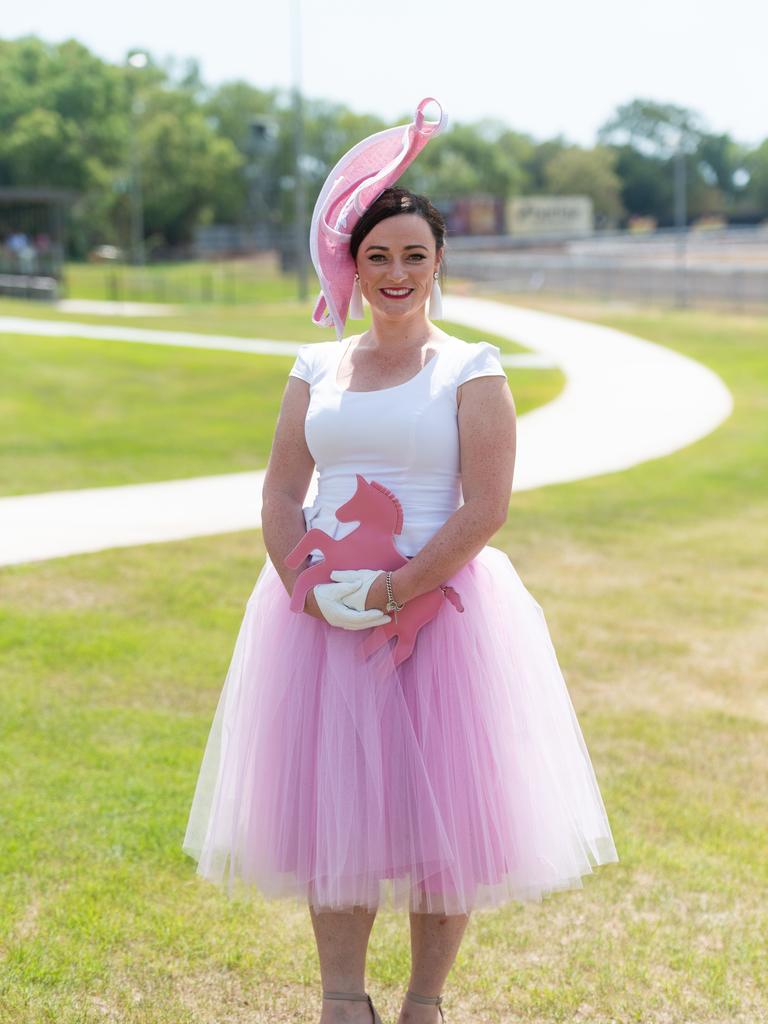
[0,297,733,567]
[0,314,555,367]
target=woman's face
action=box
[355,213,442,322]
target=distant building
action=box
[506,196,594,237]
[433,196,506,236]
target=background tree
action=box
[597,98,751,225]
[742,139,768,220]
[205,81,282,232]
[522,136,569,192]
[0,36,128,252]
[134,88,242,251]
[607,145,672,223]
[495,128,535,194]
[542,145,625,226]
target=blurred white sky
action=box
[3,0,766,146]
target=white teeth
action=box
[382,288,411,296]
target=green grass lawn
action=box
[1,295,766,1023]
[60,258,300,305]
[0,304,563,496]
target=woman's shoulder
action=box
[288,340,339,384]
[438,333,506,386]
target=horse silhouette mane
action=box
[368,480,404,535]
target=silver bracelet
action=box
[385,571,405,617]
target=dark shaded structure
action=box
[0,187,77,299]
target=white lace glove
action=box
[330,569,387,612]
[313,579,391,630]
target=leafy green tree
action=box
[134,88,243,248]
[205,81,278,150]
[523,137,569,192]
[743,139,768,218]
[204,81,279,225]
[0,37,131,252]
[0,37,244,252]
[0,36,125,188]
[598,98,705,159]
[697,132,748,198]
[495,129,535,194]
[542,146,625,225]
[597,98,753,224]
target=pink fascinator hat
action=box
[309,97,447,341]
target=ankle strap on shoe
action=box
[409,995,444,1019]
[324,990,371,1002]
[407,991,442,1006]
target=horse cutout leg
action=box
[288,560,336,613]
[361,627,392,659]
[284,528,334,570]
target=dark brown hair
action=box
[349,187,446,263]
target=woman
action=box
[183,115,618,1024]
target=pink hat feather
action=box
[309,97,447,341]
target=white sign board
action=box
[507,196,594,237]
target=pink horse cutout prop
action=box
[285,474,463,667]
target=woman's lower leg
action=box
[397,909,470,1022]
[310,903,378,1021]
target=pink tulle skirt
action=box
[182,546,619,915]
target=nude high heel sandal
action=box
[323,990,383,1024]
[406,990,446,1022]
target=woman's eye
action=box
[369,254,386,262]
[408,254,426,261]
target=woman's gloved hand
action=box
[329,569,387,612]
[313,578,391,630]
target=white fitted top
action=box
[288,335,507,558]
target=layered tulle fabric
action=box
[182,546,619,915]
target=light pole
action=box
[127,51,148,266]
[673,137,688,308]
[291,0,309,301]
[245,117,277,249]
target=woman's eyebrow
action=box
[364,243,429,252]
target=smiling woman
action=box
[182,103,619,1024]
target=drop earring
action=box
[349,273,364,319]
[428,272,443,319]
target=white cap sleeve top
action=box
[288,336,507,558]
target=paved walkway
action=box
[0,297,733,567]
[0,314,556,367]
[54,299,181,316]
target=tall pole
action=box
[673,143,687,308]
[127,52,148,266]
[291,0,309,300]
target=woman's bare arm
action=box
[364,374,517,610]
[260,376,325,619]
